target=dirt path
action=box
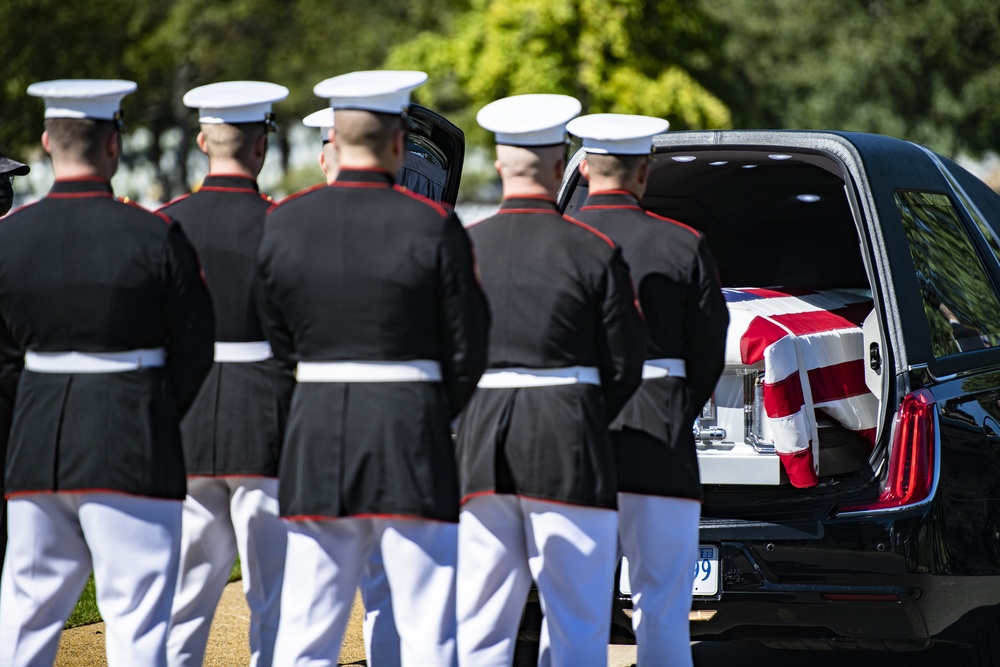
[55,582,368,666]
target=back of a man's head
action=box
[333,109,401,161]
[44,118,116,164]
[583,153,647,183]
[200,122,265,163]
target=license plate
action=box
[693,545,719,596]
[618,544,719,597]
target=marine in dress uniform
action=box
[0,79,215,667]
[159,81,294,667]
[258,71,489,667]
[567,114,729,667]
[455,95,646,667]
[0,149,29,575]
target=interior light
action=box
[742,164,757,169]
[768,154,793,160]
[709,161,728,166]
[797,194,821,203]
[671,155,697,162]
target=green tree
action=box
[386,0,731,147]
[703,0,1000,157]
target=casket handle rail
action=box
[744,371,777,455]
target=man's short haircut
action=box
[495,143,564,179]
[333,110,402,158]
[44,118,117,163]
[200,122,266,162]
[585,152,647,182]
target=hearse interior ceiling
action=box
[642,150,870,291]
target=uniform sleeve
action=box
[596,247,646,420]
[0,309,22,481]
[255,218,298,365]
[683,237,729,420]
[162,221,216,417]
[438,213,490,417]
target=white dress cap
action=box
[183,81,289,124]
[303,107,335,142]
[477,94,582,147]
[26,79,137,121]
[566,114,670,155]
[313,71,428,115]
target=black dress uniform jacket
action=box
[160,175,295,476]
[0,178,215,499]
[455,197,645,509]
[574,190,728,501]
[257,168,489,522]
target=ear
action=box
[196,131,209,156]
[637,161,649,185]
[494,159,502,177]
[553,156,565,181]
[579,157,591,180]
[329,128,339,149]
[393,128,405,158]
[41,130,51,154]
[106,127,120,159]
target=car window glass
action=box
[896,190,1000,357]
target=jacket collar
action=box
[581,190,642,209]
[333,167,395,187]
[498,195,559,213]
[200,174,260,192]
[49,177,113,197]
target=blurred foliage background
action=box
[2,0,999,201]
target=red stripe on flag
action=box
[765,373,804,418]
[808,360,870,404]
[741,316,789,365]
[770,309,861,336]
[777,448,819,488]
[739,288,816,299]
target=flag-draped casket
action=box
[697,288,879,488]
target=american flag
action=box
[723,288,879,488]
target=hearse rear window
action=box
[896,191,1000,357]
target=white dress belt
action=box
[214,341,273,363]
[642,357,686,379]
[295,360,442,383]
[477,366,601,388]
[24,348,166,373]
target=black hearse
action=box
[556,130,1000,663]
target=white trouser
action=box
[167,476,286,667]
[456,495,618,667]
[361,547,401,667]
[618,493,701,667]
[0,492,182,667]
[273,516,458,667]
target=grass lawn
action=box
[65,558,242,629]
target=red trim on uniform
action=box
[48,191,114,199]
[498,208,561,216]
[563,215,616,248]
[330,181,392,189]
[460,489,497,505]
[266,183,327,213]
[644,210,702,237]
[588,189,637,197]
[157,193,191,211]
[338,166,394,176]
[205,172,257,181]
[283,512,456,524]
[151,209,173,225]
[198,185,259,194]
[394,185,448,217]
[5,488,182,501]
[777,448,818,488]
